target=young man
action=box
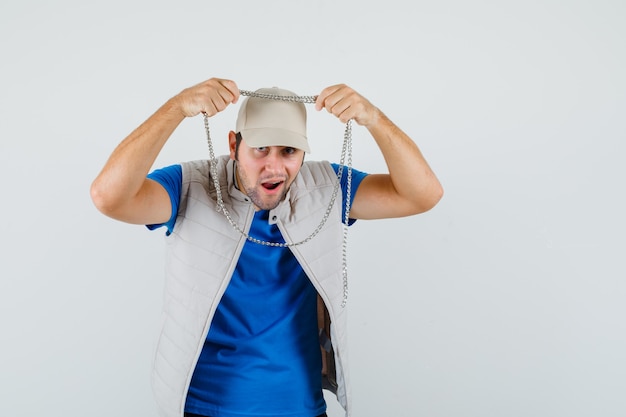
[91,77,443,417]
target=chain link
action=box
[238,90,319,104]
[203,89,353,306]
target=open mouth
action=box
[262,181,284,191]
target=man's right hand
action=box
[172,77,240,118]
[90,77,240,226]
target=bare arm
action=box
[315,84,443,220]
[90,78,239,225]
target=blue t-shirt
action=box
[147,163,367,417]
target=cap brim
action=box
[241,128,311,153]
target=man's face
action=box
[229,132,305,211]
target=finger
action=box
[327,86,355,116]
[324,87,360,122]
[201,78,239,116]
[206,80,233,110]
[218,79,240,104]
[329,96,353,121]
[315,84,343,111]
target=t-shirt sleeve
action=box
[146,164,182,235]
[331,163,368,225]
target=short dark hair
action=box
[235,132,243,160]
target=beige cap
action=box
[236,87,310,153]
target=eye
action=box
[283,147,296,155]
[255,146,268,153]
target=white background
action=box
[1,1,625,416]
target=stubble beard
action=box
[245,186,287,211]
[236,165,289,211]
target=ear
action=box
[228,131,237,160]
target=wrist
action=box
[363,107,384,130]
[162,96,188,120]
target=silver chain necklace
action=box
[202,89,353,306]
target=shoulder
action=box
[179,156,231,183]
[297,160,336,186]
[180,159,209,182]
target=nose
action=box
[264,149,284,173]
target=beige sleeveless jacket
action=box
[151,156,352,417]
